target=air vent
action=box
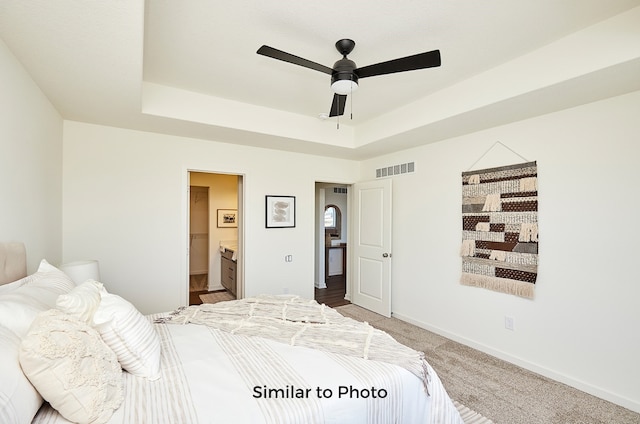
[376,161,415,178]
[333,187,347,194]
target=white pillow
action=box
[56,279,103,323]
[0,325,42,424]
[0,276,27,295]
[30,259,77,293]
[19,309,123,424]
[93,289,162,380]
[0,259,76,337]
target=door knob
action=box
[382,253,389,258]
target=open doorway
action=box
[188,172,242,305]
[314,182,351,307]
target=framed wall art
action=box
[217,209,238,228]
[265,195,295,228]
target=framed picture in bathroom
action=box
[265,195,296,228]
[217,209,238,228]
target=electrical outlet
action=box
[504,316,515,331]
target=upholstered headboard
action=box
[0,242,27,285]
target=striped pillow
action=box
[93,288,161,380]
[56,280,103,323]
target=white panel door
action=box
[351,178,392,317]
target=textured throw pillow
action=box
[0,259,76,337]
[19,309,123,424]
[0,325,43,424]
[56,279,103,323]
[93,288,162,380]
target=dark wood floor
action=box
[189,289,207,305]
[314,275,350,308]
[189,275,350,308]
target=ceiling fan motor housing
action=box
[331,58,358,84]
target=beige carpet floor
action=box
[335,304,640,424]
[199,290,235,304]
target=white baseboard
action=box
[208,283,224,292]
[391,311,640,414]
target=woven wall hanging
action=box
[460,161,538,299]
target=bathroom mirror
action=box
[324,204,342,240]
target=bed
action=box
[0,242,463,424]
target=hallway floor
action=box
[315,275,350,308]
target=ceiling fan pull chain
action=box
[350,84,353,120]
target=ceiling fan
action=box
[257,39,441,118]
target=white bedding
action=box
[0,244,460,424]
[32,312,463,424]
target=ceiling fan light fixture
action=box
[331,79,358,95]
[257,38,441,118]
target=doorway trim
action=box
[183,168,245,306]
[314,181,353,303]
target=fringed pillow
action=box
[19,309,123,424]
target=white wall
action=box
[0,39,63,271]
[360,90,640,412]
[62,121,359,314]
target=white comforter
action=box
[33,307,463,424]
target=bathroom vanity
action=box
[220,241,237,296]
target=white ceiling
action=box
[1,0,639,159]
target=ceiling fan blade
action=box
[329,94,347,117]
[257,45,333,75]
[356,49,441,79]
